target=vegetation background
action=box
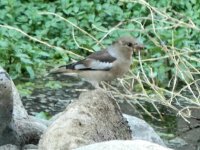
[0,0,199,120]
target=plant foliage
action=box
[0,0,200,91]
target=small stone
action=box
[40,99,47,104]
[37,94,46,98]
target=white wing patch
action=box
[74,60,113,70]
[90,60,113,70]
[75,64,87,70]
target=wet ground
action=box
[16,75,200,150]
[19,75,93,116]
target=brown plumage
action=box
[50,35,144,88]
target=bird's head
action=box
[116,36,144,52]
[113,36,144,59]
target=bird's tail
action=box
[48,65,78,77]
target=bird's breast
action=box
[111,60,131,77]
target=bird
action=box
[50,36,144,88]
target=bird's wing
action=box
[66,50,116,71]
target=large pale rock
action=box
[39,89,131,150]
[0,67,47,146]
[123,114,165,146]
[74,140,173,150]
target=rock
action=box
[123,114,165,146]
[74,140,173,150]
[12,120,46,145]
[0,71,13,141]
[39,89,131,150]
[10,78,47,145]
[49,113,165,147]
[29,116,49,127]
[0,144,20,150]
[176,108,200,150]
[175,128,200,150]
[119,101,143,118]
[22,144,38,150]
[167,137,187,149]
[48,112,62,125]
[0,67,47,146]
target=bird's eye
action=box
[127,42,133,47]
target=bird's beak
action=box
[135,43,145,51]
[132,43,144,56]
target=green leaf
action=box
[20,57,33,64]
[38,51,50,57]
[92,45,101,51]
[15,63,21,73]
[35,112,51,120]
[0,41,9,48]
[16,53,29,58]
[17,15,28,23]
[45,81,62,89]
[25,66,35,79]
[73,6,79,13]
